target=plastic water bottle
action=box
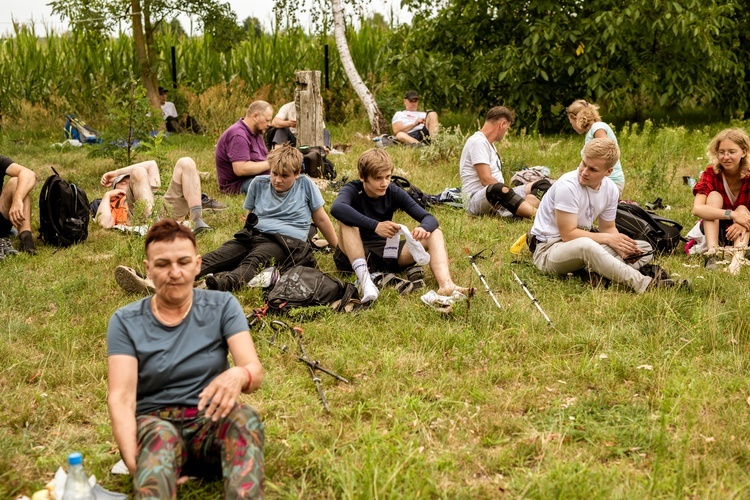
[374,136,383,148]
[63,452,94,500]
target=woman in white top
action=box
[566,99,625,194]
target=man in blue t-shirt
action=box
[331,148,470,303]
[0,156,37,256]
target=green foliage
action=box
[89,82,163,167]
[392,0,745,130]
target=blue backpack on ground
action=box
[64,114,100,144]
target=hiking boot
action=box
[205,272,241,292]
[201,193,227,212]
[115,265,155,295]
[648,277,692,292]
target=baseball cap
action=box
[158,86,167,94]
[112,173,130,189]
[404,90,419,100]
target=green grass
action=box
[3,118,750,498]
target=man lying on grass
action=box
[330,148,471,303]
[96,158,224,234]
[116,145,338,294]
[527,138,688,292]
[0,156,37,256]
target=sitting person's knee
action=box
[486,182,524,215]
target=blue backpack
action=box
[64,114,100,144]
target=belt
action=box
[149,406,200,420]
[528,234,539,254]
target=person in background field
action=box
[96,158,220,234]
[107,219,264,499]
[528,138,687,292]
[691,128,750,273]
[215,101,273,195]
[566,99,626,194]
[267,101,332,150]
[331,148,470,303]
[391,90,439,145]
[0,156,36,256]
[459,106,545,220]
[159,86,202,134]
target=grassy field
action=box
[2,117,750,498]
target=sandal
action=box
[380,273,414,295]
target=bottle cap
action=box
[68,452,83,465]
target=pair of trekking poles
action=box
[249,307,348,413]
[467,249,553,326]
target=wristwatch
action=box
[725,209,733,220]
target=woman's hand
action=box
[726,222,746,242]
[197,367,246,421]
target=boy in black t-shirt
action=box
[330,148,469,303]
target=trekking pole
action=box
[293,327,331,413]
[467,250,503,310]
[511,270,553,326]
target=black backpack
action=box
[391,175,431,209]
[299,146,336,180]
[615,202,684,253]
[267,266,360,313]
[39,167,90,247]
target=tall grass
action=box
[0,19,395,131]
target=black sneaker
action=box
[205,273,240,292]
[648,277,692,291]
[704,255,719,270]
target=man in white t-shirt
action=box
[268,101,331,149]
[528,138,684,292]
[391,90,439,145]
[159,86,202,134]
[459,106,543,219]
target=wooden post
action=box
[295,70,324,147]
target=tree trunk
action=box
[330,0,387,136]
[131,0,160,110]
[295,70,325,147]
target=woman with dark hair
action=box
[692,128,750,273]
[107,218,265,498]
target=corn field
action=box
[0,20,395,131]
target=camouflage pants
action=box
[133,404,264,499]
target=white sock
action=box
[399,224,430,266]
[352,258,370,282]
[358,273,379,303]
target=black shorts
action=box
[0,211,12,237]
[407,127,430,143]
[334,239,407,273]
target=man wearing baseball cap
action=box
[391,90,439,145]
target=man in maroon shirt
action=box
[215,101,273,195]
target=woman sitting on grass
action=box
[692,128,750,274]
[107,219,265,498]
[566,99,625,194]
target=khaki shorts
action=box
[162,180,189,220]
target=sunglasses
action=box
[408,98,419,103]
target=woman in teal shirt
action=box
[566,99,625,194]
